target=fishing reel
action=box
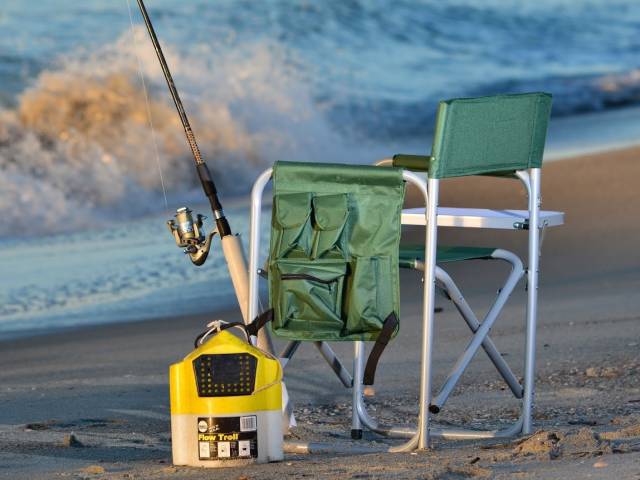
[167,207,216,266]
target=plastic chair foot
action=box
[429,404,441,414]
[351,429,363,440]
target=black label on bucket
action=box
[196,416,258,460]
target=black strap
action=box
[245,308,274,337]
[363,312,399,385]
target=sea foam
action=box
[0,27,333,237]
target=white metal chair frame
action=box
[247,165,543,450]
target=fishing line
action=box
[126,0,169,212]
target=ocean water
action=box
[1,0,640,337]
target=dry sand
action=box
[1,147,640,479]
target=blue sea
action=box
[1,0,640,337]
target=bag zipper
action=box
[280,273,340,285]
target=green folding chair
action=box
[247,92,554,452]
[351,92,553,449]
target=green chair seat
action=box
[399,245,495,269]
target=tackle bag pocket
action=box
[273,192,313,257]
[345,255,398,338]
[311,193,349,258]
[270,258,347,340]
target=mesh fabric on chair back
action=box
[430,92,552,178]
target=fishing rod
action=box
[135,0,229,262]
[135,0,261,340]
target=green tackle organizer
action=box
[267,161,406,348]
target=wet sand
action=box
[1,147,640,479]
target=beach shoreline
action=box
[2,100,640,341]
[2,127,640,344]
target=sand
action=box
[1,147,640,479]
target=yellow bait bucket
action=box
[170,328,283,467]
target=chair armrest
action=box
[392,154,432,172]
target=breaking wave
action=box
[0,27,331,237]
[3,2,640,238]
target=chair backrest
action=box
[430,92,552,178]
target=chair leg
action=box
[313,341,353,388]
[431,417,524,440]
[351,170,436,451]
[352,341,365,439]
[425,251,525,411]
[416,177,439,450]
[377,172,437,452]
[280,340,352,388]
[523,168,541,434]
[280,340,301,361]
[354,249,526,441]
[428,250,524,413]
[434,265,523,400]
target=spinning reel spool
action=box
[167,207,216,266]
